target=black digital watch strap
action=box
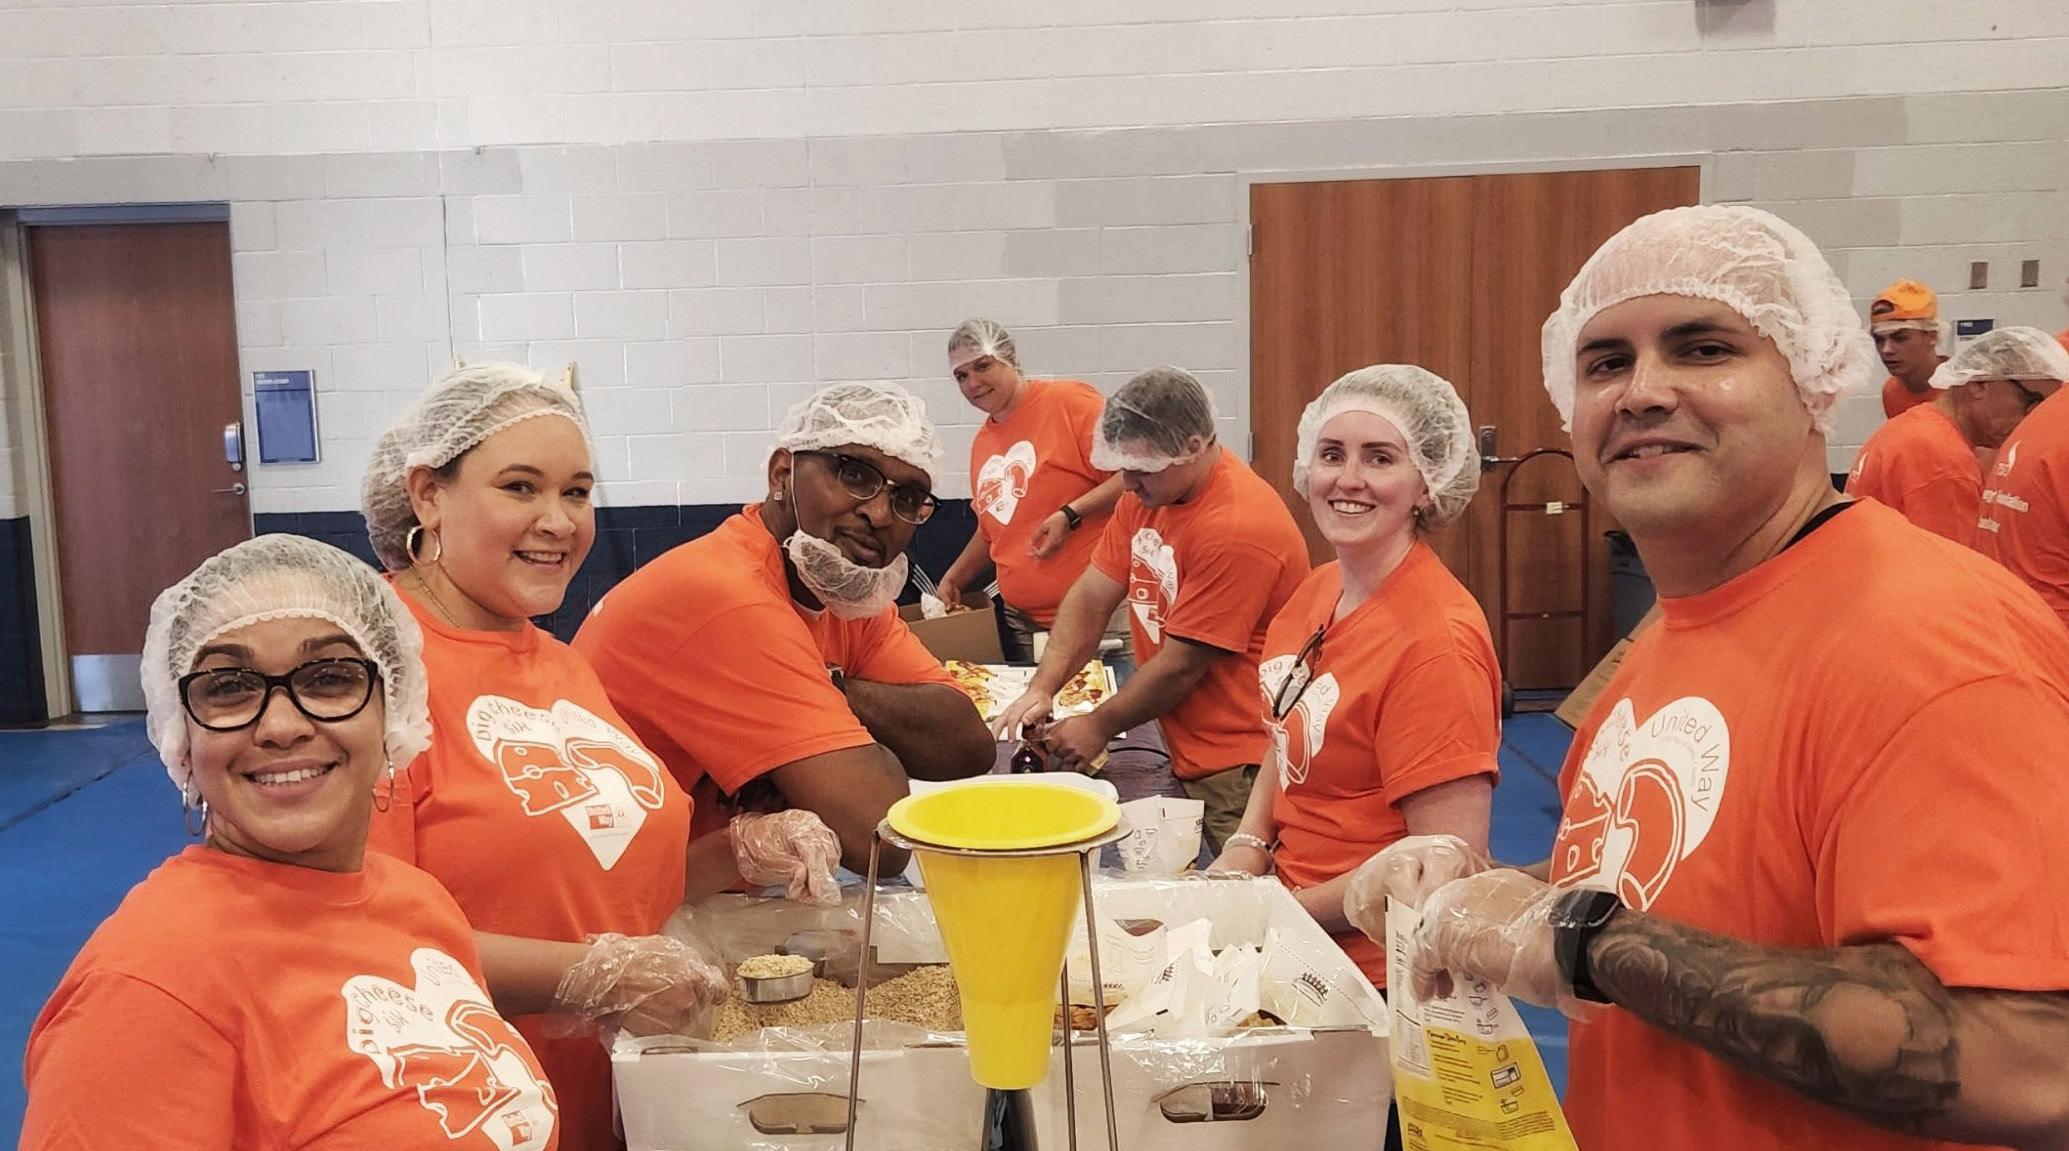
[1552,887,1624,1004]
[1059,504,1083,530]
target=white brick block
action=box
[234,251,327,300]
[479,293,575,342]
[581,388,676,438]
[666,190,766,238]
[711,140,810,188]
[1002,229,1102,277]
[603,480,683,507]
[958,279,1061,327]
[1100,225,1239,275]
[813,235,909,284]
[813,287,870,332]
[574,193,669,241]
[1899,193,2062,247]
[715,238,813,287]
[526,340,629,390]
[759,188,813,237]
[616,142,715,191]
[1853,142,2067,197]
[864,282,961,331]
[609,42,710,94]
[1010,325,1105,378]
[705,38,810,90]
[723,430,778,479]
[439,148,524,195]
[953,181,1056,230]
[754,0,809,36]
[1099,322,1239,375]
[226,155,331,201]
[1058,273,1239,325]
[815,332,912,380]
[621,240,718,290]
[329,342,428,396]
[280,297,378,345]
[522,243,620,292]
[627,434,708,482]
[674,384,773,432]
[447,245,525,294]
[847,184,963,234]
[668,288,767,337]
[328,248,426,296]
[325,152,437,198]
[764,287,815,334]
[574,291,670,339]
[365,101,442,152]
[719,335,816,383]
[376,296,451,343]
[472,195,574,244]
[1055,175,1235,227]
[625,339,724,387]
[235,300,285,348]
[230,203,278,253]
[910,232,1009,281]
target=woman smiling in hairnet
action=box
[1210,366,1499,989]
[22,536,559,1149]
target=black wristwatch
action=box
[1058,504,1083,531]
[1551,887,1624,1004]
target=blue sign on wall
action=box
[253,370,319,464]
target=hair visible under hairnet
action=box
[361,363,591,572]
[1930,326,2069,390]
[1293,365,1481,526]
[1089,366,1219,473]
[948,318,1018,372]
[771,381,944,489]
[1540,205,1879,436]
[141,534,431,797]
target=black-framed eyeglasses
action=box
[1269,624,1327,721]
[178,657,381,732]
[797,450,939,525]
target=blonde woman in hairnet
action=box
[1210,364,1498,999]
[574,382,994,875]
[1846,327,2068,544]
[1347,205,2069,1151]
[362,365,840,1151]
[22,536,560,1149]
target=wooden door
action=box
[30,222,249,710]
[1250,167,1699,690]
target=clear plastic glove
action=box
[989,688,1052,739]
[1408,870,1567,1011]
[732,810,842,905]
[547,932,728,1039]
[1342,834,1494,940]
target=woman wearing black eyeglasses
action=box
[23,535,562,1149]
[1210,366,1499,995]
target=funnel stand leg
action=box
[1078,852,1120,1151]
[844,831,885,1151]
[1059,965,1077,1151]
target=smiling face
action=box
[184,616,388,873]
[768,443,925,568]
[1570,294,1820,541]
[407,414,595,626]
[1305,410,1428,553]
[953,353,1025,418]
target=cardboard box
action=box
[898,593,1003,663]
[1554,603,1663,729]
[613,877,1390,1151]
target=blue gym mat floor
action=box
[0,711,1576,1139]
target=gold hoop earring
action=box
[405,524,443,566]
[372,766,396,813]
[182,792,208,839]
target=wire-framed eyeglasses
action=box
[1269,624,1328,721]
[178,657,381,731]
[796,450,939,525]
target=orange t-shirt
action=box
[970,378,1115,625]
[23,847,558,1150]
[573,507,959,836]
[2055,328,2069,356]
[1882,374,1935,418]
[1549,500,2069,1151]
[1259,546,1500,985]
[1090,451,1309,779]
[370,594,690,1151]
[1976,390,2069,628]
[1843,401,1980,544]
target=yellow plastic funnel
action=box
[886,781,1119,1090]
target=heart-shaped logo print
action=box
[975,440,1038,525]
[1555,695,1731,911]
[467,696,668,869]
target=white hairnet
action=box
[770,381,943,490]
[1089,366,1220,473]
[1929,326,2069,390]
[1293,365,1481,526]
[362,363,591,572]
[1540,205,1879,436]
[141,534,431,797]
[948,318,1018,373]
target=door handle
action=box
[223,422,245,472]
[211,482,247,496]
[1478,425,1521,471]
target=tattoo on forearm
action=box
[1589,915,1959,1130]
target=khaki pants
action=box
[1181,763,1260,856]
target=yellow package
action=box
[1385,900,1578,1151]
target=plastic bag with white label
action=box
[1116,796,1204,876]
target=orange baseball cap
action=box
[1870,279,1938,333]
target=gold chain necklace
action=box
[409,568,463,628]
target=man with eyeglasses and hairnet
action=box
[1973,331,2069,630]
[575,382,994,871]
[992,366,1310,854]
[1846,327,2069,545]
[1344,205,2069,1151]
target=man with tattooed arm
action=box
[1344,206,2069,1151]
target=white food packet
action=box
[1116,796,1204,875]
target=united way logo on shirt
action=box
[1128,528,1180,644]
[1555,696,1731,911]
[343,948,557,1150]
[467,696,668,869]
[1259,655,1340,789]
[975,440,1039,525]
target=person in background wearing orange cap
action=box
[1846,327,2064,543]
[1871,279,1947,418]
[935,318,1126,658]
[1970,332,2069,626]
